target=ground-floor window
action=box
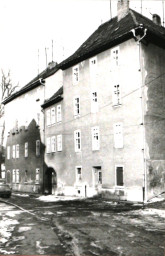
[12,169,16,183]
[116,165,124,187]
[16,169,19,183]
[76,166,82,182]
[35,169,40,184]
[25,170,28,183]
[93,166,102,185]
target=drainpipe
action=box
[39,79,46,194]
[131,27,148,203]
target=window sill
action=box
[115,186,124,190]
[74,115,80,119]
[112,104,122,108]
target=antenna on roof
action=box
[45,47,49,68]
[110,0,112,19]
[38,49,40,76]
[163,0,165,27]
[140,0,143,14]
[52,40,54,62]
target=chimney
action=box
[152,14,161,26]
[117,0,129,22]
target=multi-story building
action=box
[41,87,64,195]
[3,62,63,193]
[3,0,165,202]
[54,0,165,202]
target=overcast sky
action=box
[0,0,164,88]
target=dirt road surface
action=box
[0,194,165,255]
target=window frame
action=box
[74,96,80,117]
[25,142,28,158]
[57,135,62,152]
[72,65,79,84]
[90,56,97,79]
[46,109,51,126]
[16,169,19,183]
[36,140,40,156]
[113,122,123,149]
[91,91,98,113]
[46,137,51,154]
[7,146,10,160]
[12,169,16,183]
[91,126,100,151]
[111,46,120,67]
[51,107,56,125]
[115,165,124,188]
[75,166,82,182]
[16,144,19,159]
[35,168,40,184]
[57,104,62,122]
[74,130,81,152]
[12,145,16,159]
[51,136,56,153]
[113,84,121,106]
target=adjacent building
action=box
[2,0,165,202]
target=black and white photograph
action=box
[0,0,165,255]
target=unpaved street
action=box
[0,194,165,255]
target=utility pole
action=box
[52,40,54,62]
[163,0,165,27]
[140,0,143,15]
[38,49,40,76]
[45,47,49,68]
[110,0,112,19]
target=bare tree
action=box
[0,70,18,178]
[0,70,19,118]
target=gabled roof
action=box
[58,9,165,70]
[41,86,63,109]
[3,62,59,105]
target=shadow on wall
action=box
[5,119,47,193]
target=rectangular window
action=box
[74,130,81,152]
[46,109,51,126]
[36,140,40,156]
[16,169,19,183]
[113,84,121,106]
[51,136,56,152]
[114,123,123,149]
[73,65,79,84]
[46,137,51,153]
[92,127,100,150]
[57,104,62,122]
[90,56,97,79]
[51,107,56,124]
[7,146,10,160]
[91,92,98,113]
[25,142,28,157]
[25,170,28,183]
[12,169,16,183]
[116,166,124,187]
[111,46,119,67]
[98,171,102,184]
[76,166,82,182]
[36,169,40,184]
[16,144,19,158]
[57,135,62,151]
[74,97,80,116]
[12,145,16,159]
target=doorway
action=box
[45,168,57,194]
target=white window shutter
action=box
[51,107,56,124]
[47,109,51,126]
[114,123,123,148]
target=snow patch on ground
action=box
[18,226,32,232]
[12,193,29,197]
[6,210,22,217]
[37,195,80,202]
[140,208,165,218]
